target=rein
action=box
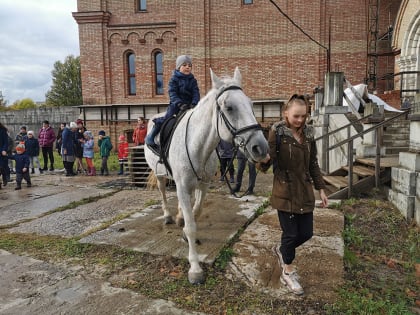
[185,84,262,190]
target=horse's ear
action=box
[233,67,242,86]
[210,68,223,89]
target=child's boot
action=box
[86,167,91,176]
[39,168,43,174]
[118,164,123,175]
[100,168,104,176]
[27,181,32,188]
[145,125,160,148]
[91,167,96,176]
[15,184,22,190]
[31,168,35,174]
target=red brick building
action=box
[72,0,402,140]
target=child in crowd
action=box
[82,130,96,176]
[25,131,43,174]
[145,55,200,148]
[132,117,147,146]
[117,135,129,175]
[8,143,31,190]
[98,130,113,176]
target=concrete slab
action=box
[0,185,68,208]
[227,207,344,302]
[0,250,207,315]
[0,186,114,227]
[8,190,160,237]
[80,193,267,264]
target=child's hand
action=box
[22,167,27,173]
[1,151,6,156]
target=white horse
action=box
[144,67,269,284]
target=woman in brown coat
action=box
[259,94,328,295]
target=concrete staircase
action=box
[382,113,410,155]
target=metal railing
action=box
[317,109,411,198]
[315,114,372,174]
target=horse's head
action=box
[210,67,268,162]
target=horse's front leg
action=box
[177,190,204,284]
[156,176,174,224]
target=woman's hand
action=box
[319,189,328,208]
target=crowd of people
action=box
[0,117,152,190]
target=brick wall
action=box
[74,0,402,106]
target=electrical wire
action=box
[268,0,328,51]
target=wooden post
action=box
[375,126,382,188]
[347,139,353,198]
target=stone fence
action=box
[0,107,81,139]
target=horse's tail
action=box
[146,170,158,190]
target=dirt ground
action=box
[0,169,345,315]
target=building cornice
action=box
[107,22,176,30]
[72,11,111,24]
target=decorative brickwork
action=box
[74,0,402,106]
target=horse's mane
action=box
[195,75,239,108]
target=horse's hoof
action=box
[176,217,185,227]
[164,216,175,225]
[188,271,205,284]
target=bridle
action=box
[214,85,263,197]
[185,84,262,185]
[215,85,262,154]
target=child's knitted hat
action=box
[98,130,106,136]
[84,130,93,139]
[27,130,34,136]
[176,55,192,70]
[16,143,25,153]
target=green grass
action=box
[326,199,419,315]
[39,151,120,171]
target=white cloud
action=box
[0,0,79,104]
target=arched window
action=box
[154,51,164,95]
[127,52,136,95]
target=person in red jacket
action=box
[132,117,147,146]
[38,120,56,171]
[117,135,129,175]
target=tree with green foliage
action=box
[0,91,8,111]
[45,55,82,107]
[9,98,37,110]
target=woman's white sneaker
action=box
[280,270,304,295]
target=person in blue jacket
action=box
[145,55,200,148]
[61,122,78,176]
[24,130,43,174]
[8,143,31,190]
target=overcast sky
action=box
[0,0,79,104]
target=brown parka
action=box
[259,121,326,214]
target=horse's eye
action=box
[226,106,233,112]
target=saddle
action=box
[151,110,189,176]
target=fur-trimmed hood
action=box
[271,120,314,140]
